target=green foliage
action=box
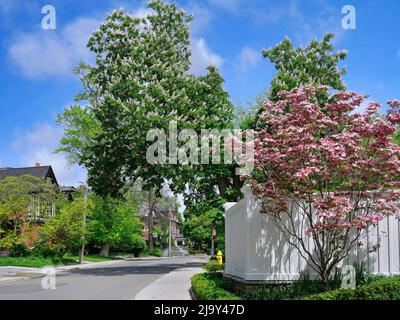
[0,174,60,235]
[188,248,209,255]
[191,272,241,300]
[0,256,75,268]
[263,33,347,102]
[243,272,329,300]
[39,196,93,255]
[302,276,400,300]
[88,196,144,252]
[0,256,55,268]
[8,242,30,257]
[0,232,18,249]
[146,247,163,257]
[182,208,224,251]
[203,259,224,272]
[31,243,61,258]
[56,105,101,166]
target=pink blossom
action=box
[246,85,400,236]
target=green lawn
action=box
[0,254,119,268]
[0,256,76,268]
[64,254,118,263]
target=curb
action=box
[122,256,173,261]
[189,287,197,300]
[0,276,30,285]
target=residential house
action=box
[139,204,184,247]
[0,164,75,247]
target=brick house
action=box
[0,164,75,248]
[139,204,184,246]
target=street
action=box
[0,256,207,300]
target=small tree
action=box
[246,85,400,289]
[0,175,59,241]
[39,196,93,255]
[88,196,144,256]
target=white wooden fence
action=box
[224,186,400,281]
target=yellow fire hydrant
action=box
[216,250,223,265]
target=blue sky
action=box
[0,0,399,186]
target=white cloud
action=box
[12,123,86,186]
[8,17,101,79]
[186,3,211,33]
[189,38,223,75]
[236,47,261,72]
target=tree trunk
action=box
[320,269,331,291]
[232,171,243,201]
[217,177,229,197]
[100,243,110,257]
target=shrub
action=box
[8,243,30,257]
[31,243,61,258]
[302,276,400,300]
[189,248,209,255]
[203,260,224,272]
[132,240,147,257]
[147,247,163,257]
[191,273,240,300]
[243,272,336,300]
[0,233,18,250]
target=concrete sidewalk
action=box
[134,265,204,300]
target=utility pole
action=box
[79,184,88,264]
[211,226,216,258]
[168,207,172,257]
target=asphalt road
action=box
[0,256,207,300]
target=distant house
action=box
[139,204,184,247]
[0,163,75,247]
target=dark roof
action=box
[0,166,58,185]
[60,186,76,192]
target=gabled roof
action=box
[0,166,58,186]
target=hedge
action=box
[191,273,241,300]
[302,275,400,300]
[203,260,224,272]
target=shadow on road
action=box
[70,262,205,277]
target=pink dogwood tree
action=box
[244,85,400,288]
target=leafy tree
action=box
[57,0,238,197]
[88,196,144,256]
[56,105,101,166]
[56,1,245,254]
[263,33,347,102]
[39,196,93,255]
[182,208,224,252]
[0,175,59,240]
[246,85,400,289]
[64,0,193,198]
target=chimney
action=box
[35,162,41,167]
